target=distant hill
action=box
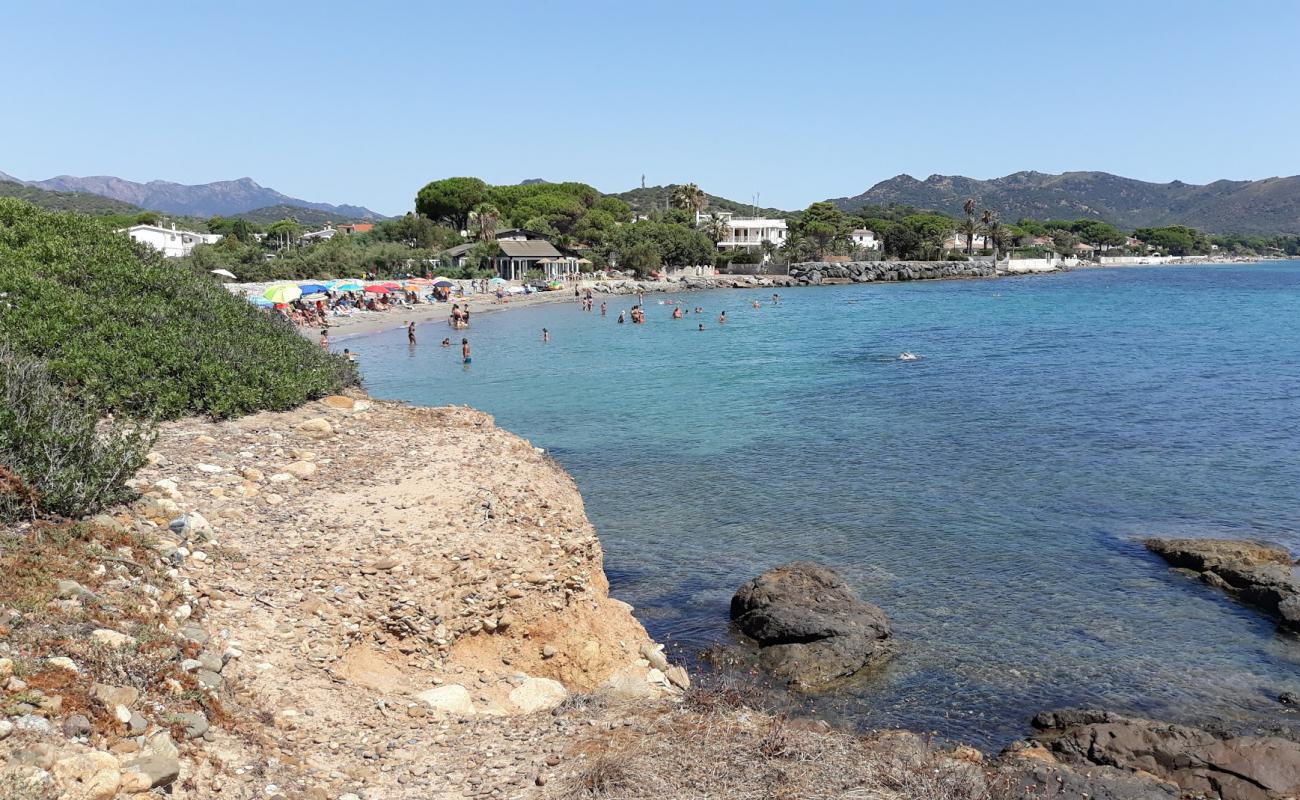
[230,204,373,226]
[829,171,1300,234]
[611,185,792,219]
[0,171,384,220]
[0,180,146,216]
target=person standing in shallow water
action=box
[719,310,727,324]
[617,310,625,324]
[461,338,471,364]
[543,328,550,343]
[407,321,417,345]
[319,328,329,350]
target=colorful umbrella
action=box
[298,283,330,295]
[379,281,403,291]
[364,284,392,294]
[432,279,454,288]
[328,280,363,292]
[263,284,302,304]
[249,296,275,307]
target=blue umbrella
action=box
[298,283,330,295]
[250,296,275,307]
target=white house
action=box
[697,212,787,250]
[300,224,338,244]
[122,223,222,258]
[849,228,880,251]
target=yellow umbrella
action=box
[263,284,302,304]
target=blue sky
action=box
[4,1,1299,215]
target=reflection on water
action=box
[359,263,1300,746]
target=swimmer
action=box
[719,310,727,324]
[698,323,704,331]
[462,338,471,364]
[600,302,607,316]
[617,310,625,324]
[343,348,355,361]
[899,352,920,361]
[441,337,451,347]
[672,307,682,319]
[772,293,780,304]
[543,328,549,343]
[752,300,761,309]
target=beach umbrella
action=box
[210,269,237,279]
[430,276,452,284]
[328,279,363,292]
[379,281,403,291]
[432,279,454,288]
[298,283,330,295]
[249,296,275,307]
[488,277,508,286]
[263,284,302,304]
[363,284,392,294]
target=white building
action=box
[122,223,222,258]
[849,228,880,251]
[697,212,787,250]
[300,224,338,244]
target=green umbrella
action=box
[263,284,302,304]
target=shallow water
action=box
[356,263,1300,746]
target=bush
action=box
[0,346,153,521]
[0,199,358,420]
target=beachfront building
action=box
[121,223,222,258]
[849,228,880,251]
[300,224,338,244]
[442,229,582,281]
[697,212,788,256]
[942,232,993,252]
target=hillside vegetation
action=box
[612,185,792,219]
[831,170,1300,235]
[0,179,145,216]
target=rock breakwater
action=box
[789,260,997,285]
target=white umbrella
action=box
[210,269,237,279]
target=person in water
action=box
[719,310,727,324]
[319,328,329,350]
[698,323,704,331]
[600,301,607,316]
[407,321,417,345]
[752,300,761,309]
[772,293,780,304]
[672,307,682,319]
[617,310,625,324]
[343,348,355,361]
[441,337,451,347]
[543,328,550,343]
[462,338,471,364]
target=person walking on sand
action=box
[462,338,471,364]
[407,321,417,345]
[319,328,330,350]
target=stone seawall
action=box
[789,260,996,285]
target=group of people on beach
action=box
[449,304,471,329]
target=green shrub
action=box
[0,199,358,420]
[0,345,153,521]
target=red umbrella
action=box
[364,284,391,293]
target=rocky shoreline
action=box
[4,397,1300,799]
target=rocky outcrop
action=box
[590,273,797,296]
[730,562,892,689]
[1029,709,1300,800]
[788,260,996,285]
[1144,538,1300,631]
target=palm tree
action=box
[471,203,500,243]
[672,183,707,218]
[963,198,977,254]
[981,209,1001,262]
[759,238,778,263]
[703,212,730,246]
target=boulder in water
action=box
[730,561,892,689]
[1144,538,1300,632]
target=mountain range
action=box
[0,171,383,221]
[828,171,1300,235]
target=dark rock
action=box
[1144,538,1300,632]
[1280,691,1299,706]
[61,714,92,738]
[1031,708,1300,800]
[730,561,892,689]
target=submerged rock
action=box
[730,561,892,689]
[1144,537,1300,631]
[1030,708,1300,800]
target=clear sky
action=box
[5,0,1299,215]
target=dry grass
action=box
[551,696,1013,800]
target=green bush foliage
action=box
[0,345,154,521]
[0,198,358,420]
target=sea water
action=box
[356,262,1300,746]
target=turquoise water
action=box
[356,263,1300,746]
